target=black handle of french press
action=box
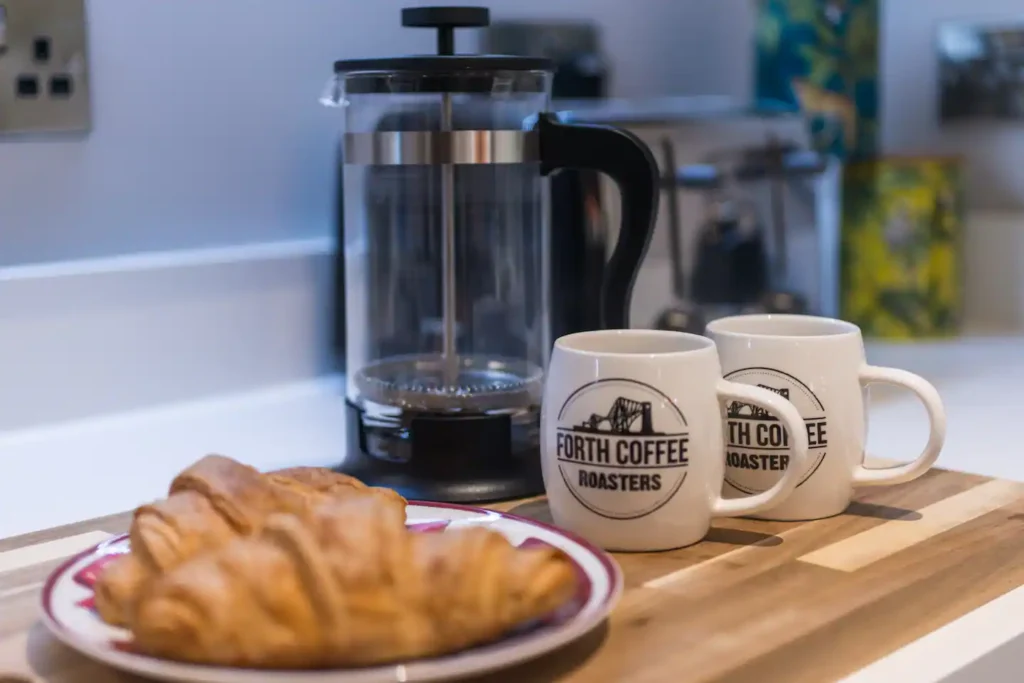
[401,7,490,56]
[535,113,659,330]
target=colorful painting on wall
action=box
[754,0,880,161]
[841,158,964,339]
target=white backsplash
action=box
[1,0,1023,432]
[0,0,752,268]
[3,0,1024,263]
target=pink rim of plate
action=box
[40,500,623,678]
[407,500,622,592]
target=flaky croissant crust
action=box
[131,496,578,669]
[93,455,405,628]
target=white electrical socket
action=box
[0,0,91,136]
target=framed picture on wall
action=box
[754,0,880,160]
[938,20,1024,121]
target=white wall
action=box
[3,0,1024,267]
[881,0,1024,210]
[2,0,1022,431]
[0,0,749,267]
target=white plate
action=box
[40,501,622,683]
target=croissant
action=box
[94,455,404,628]
[267,466,374,497]
[131,496,578,668]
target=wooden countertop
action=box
[3,466,1024,683]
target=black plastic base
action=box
[338,401,545,504]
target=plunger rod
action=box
[440,92,458,383]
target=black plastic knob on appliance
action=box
[401,6,490,56]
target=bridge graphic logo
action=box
[553,378,690,521]
[726,385,790,421]
[722,368,829,496]
[571,396,664,436]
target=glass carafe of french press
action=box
[326,6,659,503]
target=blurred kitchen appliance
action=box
[730,138,830,314]
[551,98,842,329]
[483,21,608,99]
[677,138,830,319]
[685,167,770,316]
[325,7,659,503]
[653,138,706,335]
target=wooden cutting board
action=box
[2,466,1024,682]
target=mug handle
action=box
[711,380,811,518]
[852,365,947,487]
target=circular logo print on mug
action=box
[723,367,828,495]
[555,378,690,520]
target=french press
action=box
[325,6,659,503]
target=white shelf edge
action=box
[0,237,334,281]
[0,238,337,431]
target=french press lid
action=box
[333,7,554,94]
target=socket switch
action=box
[0,0,91,136]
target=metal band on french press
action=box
[342,130,540,165]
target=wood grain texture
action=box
[799,479,1024,571]
[0,533,112,575]
[1,468,1023,682]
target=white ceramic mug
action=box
[540,330,810,551]
[706,314,947,521]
